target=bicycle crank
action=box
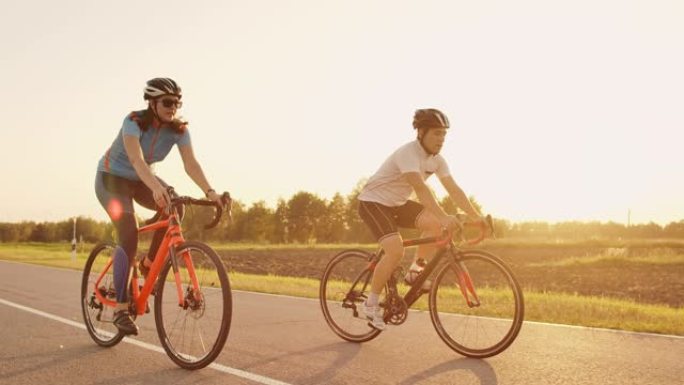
[384,295,408,325]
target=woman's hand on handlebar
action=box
[207,190,232,208]
[153,185,171,208]
[206,190,222,205]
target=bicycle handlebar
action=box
[145,188,232,230]
[461,214,494,245]
[437,214,494,246]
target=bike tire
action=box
[154,241,232,370]
[81,242,125,347]
[319,249,382,342]
[429,249,524,358]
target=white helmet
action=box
[143,78,182,100]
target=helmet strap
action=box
[417,129,437,155]
[150,101,161,124]
[149,99,170,125]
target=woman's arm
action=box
[178,144,221,201]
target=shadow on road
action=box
[4,343,103,381]
[396,357,498,385]
[241,341,362,384]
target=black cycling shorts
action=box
[358,200,425,242]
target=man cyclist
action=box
[357,108,485,330]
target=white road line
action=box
[0,297,293,385]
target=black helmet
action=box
[412,108,449,130]
[143,78,182,100]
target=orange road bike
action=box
[81,191,232,369]
[320,216,524,358]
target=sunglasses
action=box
[160,98,182,109]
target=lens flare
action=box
[107,199,123,221]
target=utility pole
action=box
[71,217,77,262]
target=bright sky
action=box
[1,0,682,225]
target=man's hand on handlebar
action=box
[470,214,494,238]
[440,215,463,232]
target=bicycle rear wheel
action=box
[319,249,382,342]
[154,241,232,370]
[429,250,524,358]
[81,242,124,347]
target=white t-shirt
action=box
[358,140,451,206]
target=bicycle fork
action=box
[451,253,481,308]
[170,245,204,309]
[167,245,186,307]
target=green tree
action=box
[182,205,218,241]
[220,200,245,242]
[0,223,21,242]
[664,220,684,238]
[271,199,289,243]
[241,201,274,242]
[30,223,52,242]
[286,191,326,243]
[344,180,374,243]
[316,193,347,243]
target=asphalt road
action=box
[0,260,682,385]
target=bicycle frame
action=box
[370,222,489,311]
[92,207,201,315]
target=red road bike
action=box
[81,190,232,369]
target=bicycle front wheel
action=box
[319,249,382,342]
[154,241,232,370]
[429,250,524,358]
[81,242,124,347]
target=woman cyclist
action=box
[357,108,485,330]
[95,77,224,335]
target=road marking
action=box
[0,297,293,385]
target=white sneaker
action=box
[359,301,386,331]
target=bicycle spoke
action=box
[319,250,382,342]
[81,242,125,347]
[155,242,231,370]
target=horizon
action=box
[0,192,678,228]
[1,1,682,226]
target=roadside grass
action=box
[2,242,682,336]
[490,237,684,249]
[530,247,684,267]
[231,273,684,336]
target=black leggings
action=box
[95,171,179,261]
[94,172,183,302]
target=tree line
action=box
[1,188,683,243]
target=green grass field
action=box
[1,242,682,336]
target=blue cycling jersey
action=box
[97,111,191,180]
